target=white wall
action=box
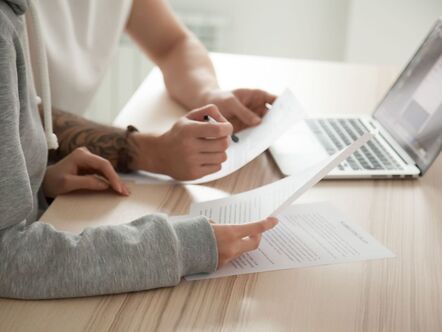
[170,0,351,61]
[345,0,442,66]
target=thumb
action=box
[63,174,110,192]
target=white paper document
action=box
[189,131,373,223]
[186,202,394,280]
[123,89,305,184]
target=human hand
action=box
[43,147,129,198]
[140,104,233,180]
[211,217,278,267]
[202,88,276,132]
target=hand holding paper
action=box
[212,217,278,267]
[123,89,305,184]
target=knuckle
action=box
[102,158,113,168]
[220,138,229,150]
[59,175,69,187]
[220,152,228,163]
[227,122,234,133]
[75,146,88,155]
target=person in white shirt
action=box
[29,0,276,180]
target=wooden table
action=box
[1,53,441,332]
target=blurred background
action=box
[85,0,442,124]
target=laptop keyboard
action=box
[306,118,404,171]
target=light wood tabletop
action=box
[1,53,441,332]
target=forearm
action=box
[48,108,146,172]
[157,36,219,110]
[126,0,219,110]
[0,215,217,299]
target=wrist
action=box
[129,132,162,173]
[42,165,55,198]
[194,87,222,108]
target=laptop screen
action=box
[374,20,442,174]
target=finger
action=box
[197,137,230,153]
[242,89,276,107]
[234,217,278,238]
[257,89,277,105]
[198,164,222,177]
[235,89,276,117]
[77,151,125,195]
[229,97,262,126]
[187,104,230,123]
[121,182,131,196]
[63,175,110,192]
[254,91,277,117]
[199,152,228,166]
[187,121,233,139]
[253,104,271,118]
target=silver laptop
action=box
[270,19,442,179]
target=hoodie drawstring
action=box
[28,1,58,150]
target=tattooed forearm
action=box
[46,108,139,173]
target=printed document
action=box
[189,131,373,223]
[123,89,305,184]
[186,202,394,280]
[185,132,394,280]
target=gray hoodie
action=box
[0,0,217,299]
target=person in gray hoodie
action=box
[0,0,277,300]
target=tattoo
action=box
[46,108,138,173]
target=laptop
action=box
[270,18,442,179]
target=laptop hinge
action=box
[367,119,420,170]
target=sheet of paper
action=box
[189,131,373,223]
[186,202,394,280]
[122,89,305,184]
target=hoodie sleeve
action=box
[0,34,218,300]
[0,215,218,299]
